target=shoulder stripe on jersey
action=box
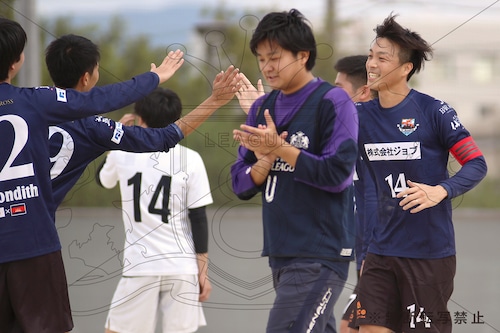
[450,136,483,165]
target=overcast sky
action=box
[37,0,499,20]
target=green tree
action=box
[0,0,16,19]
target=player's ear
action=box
[403,62,413,76]
[358,85,372,102]
[298,50,310,66]
[79,72,91,88]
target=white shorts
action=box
[105,275,206,333]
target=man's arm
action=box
[188,206,212,302]
[397,102,488,213]
[397,155,487,213]
[44,51,184,125]
[95,154,118,189]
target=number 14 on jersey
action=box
[385,173,409,198]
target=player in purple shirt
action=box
[231,9,358,333]
[352,14,487,333]
[0,18,185,333]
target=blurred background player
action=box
[97,87,212,333]
[333,55,375,333]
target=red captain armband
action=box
[449,136,483,166]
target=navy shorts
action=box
[266,262,346,333]
[0,250,73,333]
[352,253,455,332]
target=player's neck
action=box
[280,71,315,95]
[378,85,411,109]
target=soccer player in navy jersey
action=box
[353,14,487,333]
[46,34,239,208]
[333,55,376,333]
[0,18,184,333]
[231,9,358,333]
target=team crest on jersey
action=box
[289,131,310,149]
[397,118,419,136]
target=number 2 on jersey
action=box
[127,172,171,223]
[385,173,409,198]
[0,115,35,181]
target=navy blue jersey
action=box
[0,72,159,263]
[231,79,358,264]
[49,116,182,208]
[353,156,372,270]
[356,89,487,259]
[354,156,380,270]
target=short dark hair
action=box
[0,17,27,81]
[134,88,182,128]
[374,14,433,81]
[45,34,100,89]
[334,55,368,91]
[250,9,316,71]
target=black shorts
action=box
[351,253,455,333]
[341,286,358,324]
[0,250,73,333]
[341,269,360,323]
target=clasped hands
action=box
[233,109,288,159]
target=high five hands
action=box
[234,73,265,114]
[150,49,185,84]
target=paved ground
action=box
[56,206,500,333]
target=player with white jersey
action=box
[97,88,213,333]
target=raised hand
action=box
[211,65,240,105]
[150,49,184,84]
[235,73,265,114]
